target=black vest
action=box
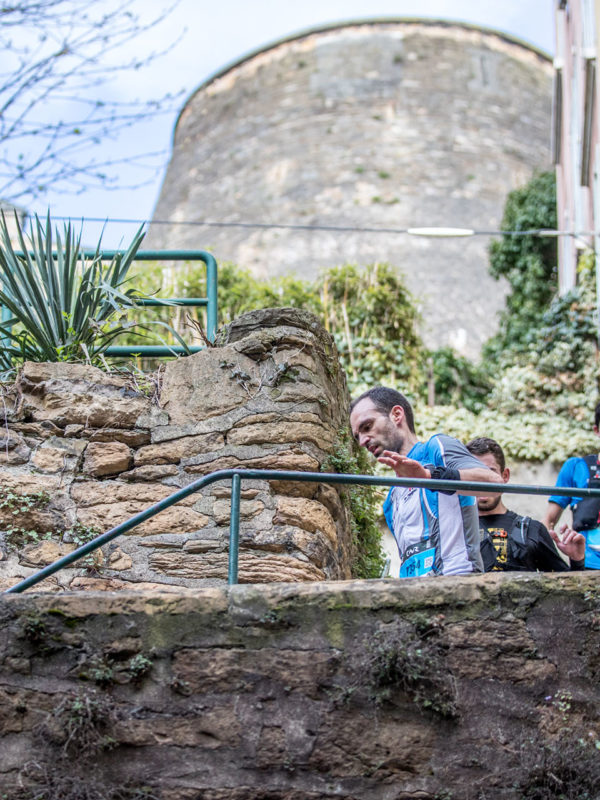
[572,454,600,531]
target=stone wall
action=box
[147,20,553,358]
[0,309,353,592]
[2,574,600,799]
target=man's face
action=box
[350,398,404,457]
[475,452,505,513]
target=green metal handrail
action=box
[4,469,600,594]
[105,250,217,353]
[5,249,218,355]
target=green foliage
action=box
[485,249,599,424]
[322,263,424,396]
[49,691,118,756]
[3,526,52,551]
[484,170,558,359]
[364,621,457,718]
[20,612,46,643]
[518,738,600,800]
[0,488,50,513]
[127,653,153,684]
[64,523,101,548]
[127,259,424,396]
[424,173,599,452]
[0,488,104,571]
[323,430,385,579]
[417,404,599,464]
[0,212,188,371]
[62,523,103,571]
[127,259,319,329]
[516,694,600,800]
[0,488,52,552]
[429,347,492,413]
[217,262,321,324]
[88,656,115,688]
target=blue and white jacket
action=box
[382,434,485,577]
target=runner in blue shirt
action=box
[542,402,600,569]
[350,387,497,578]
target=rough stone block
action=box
[0,431,31,465]
[273,497,337,544]
[82,441,133,477]
[134,432,225,466]
[18,540,75,567]
[150,551,325,582]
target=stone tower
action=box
[147,20,553,357]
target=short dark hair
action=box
[594,402,600,429]
[350,387,415,433]
[466,436,505,472]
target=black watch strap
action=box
[425,464,460,494]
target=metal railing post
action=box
[228,473,241,585]
[205,253,218,342]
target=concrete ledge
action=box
[2,573,600,798]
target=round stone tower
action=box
[147,20,553,357]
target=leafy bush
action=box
[366,626,458,718]
[323,429,386,579]
[417,404,599,464]
[323,263,424,395]
[127,259,425,396]
[428,347,492,413]
[485,250,599,424]
[484,170,558,360]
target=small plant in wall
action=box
[127,653,153,684]
[0,488,50,514]
[0,487,52,552]
[62,522,104,571]
[43,690,118,756]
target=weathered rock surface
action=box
[82,441,133,477]
[0,309,353,591]
[2,574,600,799]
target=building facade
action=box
[554,0,600,290]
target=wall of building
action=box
[554,0,599,291]
[147,20,553,358]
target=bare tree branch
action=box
[0,0,184,203]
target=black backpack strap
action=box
[479,524,499,571]
[583,454,600,484]
[510,514,530,545]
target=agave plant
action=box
[0,211,188,370]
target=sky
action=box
[23,0,556,248]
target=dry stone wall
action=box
[0,308,353,592]
[2,574,600,799]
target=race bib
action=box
[400,540,436,578]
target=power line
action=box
[47,215,584,238]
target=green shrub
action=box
[126,260,425,397]
[484,170,558,360]
[324,430,386,579]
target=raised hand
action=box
[378,450,431,479]
[549,524,586,563]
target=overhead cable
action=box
[48,215,591,238]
